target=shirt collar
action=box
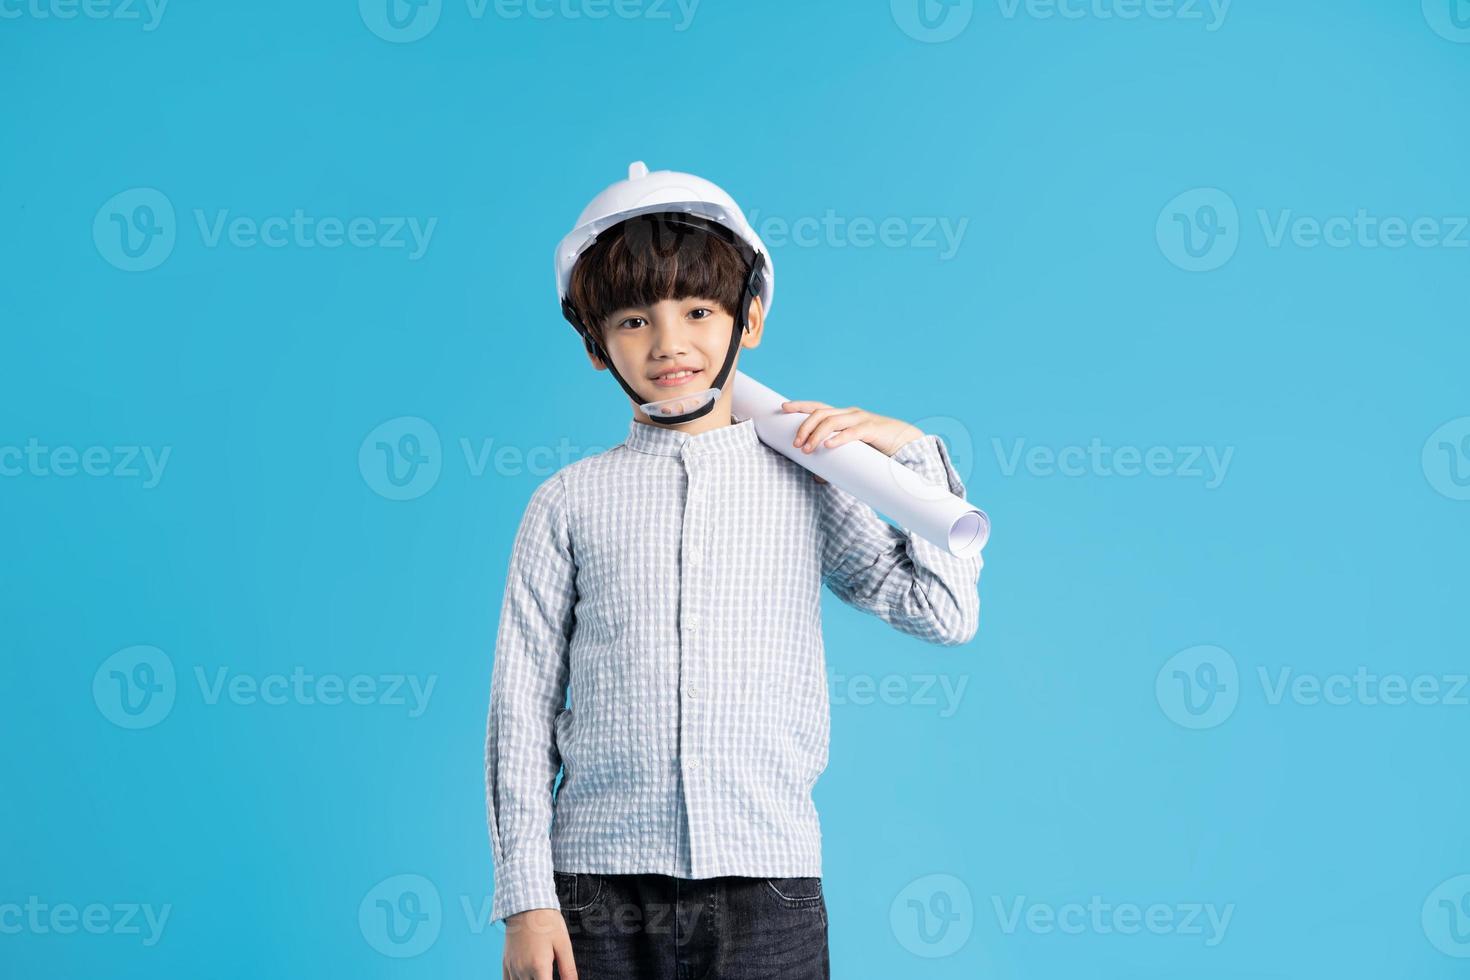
[624,414,761,458]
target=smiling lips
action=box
[651,368,703,388]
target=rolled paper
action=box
[730,370,990,558]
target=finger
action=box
[781,399,829,413]
[795,410,836,450]
[800,410,866,452]
[819,418,875,450]
[554,934,579,980]
[794,407,847,448]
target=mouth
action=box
[650,368,704,388]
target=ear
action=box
[741,295,765,349]
[585,343,608,371]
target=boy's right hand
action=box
[503,907,577,980]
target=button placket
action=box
[679,445,704,819]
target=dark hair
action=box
[567,213,754,352]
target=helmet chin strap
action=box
[562,251,766,427]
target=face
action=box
[590,295,764,428]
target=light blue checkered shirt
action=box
[485,414,982,923]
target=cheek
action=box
[606,335,647,370]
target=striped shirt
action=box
[485,413,983,924]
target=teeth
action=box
[660,370,696,380]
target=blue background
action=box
[4,0,1469,976]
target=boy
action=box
[486,162,983,980]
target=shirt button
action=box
[687,685,700,698]
[686,615,700,630]
[688,758,700,771]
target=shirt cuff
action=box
[891,433,968,500]
[490,853,560,926]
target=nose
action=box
[648,311,690,358]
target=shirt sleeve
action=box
[818,433,983,646]
[485,471,576,925]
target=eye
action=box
[688,308,713,320]
[616,316,646,330]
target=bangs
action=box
[568,214,752,347]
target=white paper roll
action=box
[730,370,990,558]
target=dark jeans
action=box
[551,871,830,980]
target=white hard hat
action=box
[554,160,775,319]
